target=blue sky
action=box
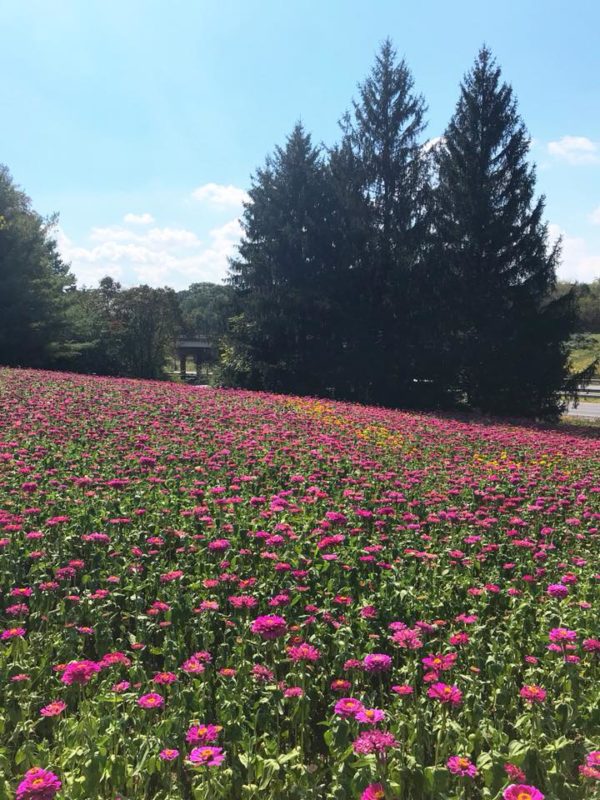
[1,0,599,289]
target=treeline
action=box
[221,42,596,418]
[556,281,600,333]
[1,42,598,418]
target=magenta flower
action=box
[362,653,392,672]
[504,763,526,782]
[390,627,423,649]
[503,785,544,800]
[352,729,397,755]
[355,707,385,725]
[546,583,569,599]
[447,755,478,777]
[427,682,463,706]
[284,686,304,698]
[250,614,287,640]
[187,746,225,767]
[152,671,177,685]
[287,641,320,662]
[361,784,386,800]
[422,652,457,672]
[60,660,100,686]
[137,693,164,709]
[40,700,67,717]
[186,724,222,744]
[16,767,61,800]
[586,751,600,768]
[1,627,26,641]
[520,684,546,704]
[548,627,577,643]
[334,697,364,718]
[159,748,179,761]
[391,684,414,697]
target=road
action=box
[565,402,600,419]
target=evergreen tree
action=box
[225,123,339,395]
[430,47,584,419]
[340,39,430,404]
[0,165,75,367]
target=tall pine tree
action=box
[225,123,340,395]
[340,39,430,405]
[0,165,75,367]
[430,47,581,419]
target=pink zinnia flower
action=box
[391,684,413,697]
[391,627,423,649]
[583,638,600,652]
[137,693,164,709]
[361,783,386,800]
[208,538,230,551]
[40,700,67,717]
[186,724,222,744]
[363,653,392,672]
[152,671,177,685]
[187,746,225,767]
[504,763,526,782]
[447,755,478,777]
[159,748,179,761]
[60,660,100,685]
[586,751,600,768]
[579,764,600,780]
[422,652,457,672]
[520,685,546,704]
[503,785,544,800]
[250,614,287,640]
[287,642,320,662]
[427,682,463,706]
[334,697,364,718]
[548,627,577,643]
[331,678,351,692]
[355,707,385,725]
[352,729,397,755]
[284,686,304,698]
[546,583,568,599]
[1,627,26,641]
[16,767,61,800]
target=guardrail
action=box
[573,380,600,400]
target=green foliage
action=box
[224,123,343,395]
[427,47,581,419]
[555,280,600,333]
[0,165,76,367]
[67,278,181,379]
[177,282,237,340]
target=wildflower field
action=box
[0,369,598,800]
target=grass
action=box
[568,332,600,376]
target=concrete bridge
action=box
[175,336,215,381]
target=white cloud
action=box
[549,223,600,282]
[192,182,249,207]
[57,215,242,290]
[123,212,155,225]
[146,227,200,245]
[589,206,600,226]
[547,136,600,165]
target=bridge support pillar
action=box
[179,354,186,379]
